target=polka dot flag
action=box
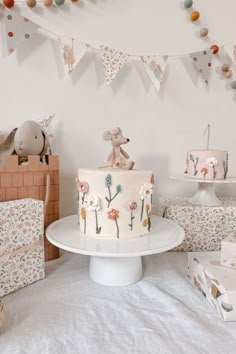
[189,50,213,85]
[4,8,40,55]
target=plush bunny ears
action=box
[0,113,55,158]
[103,127,121,141]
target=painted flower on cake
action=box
[139,183,153,221]
[201,167,208,179]
[80,207,87,234]
[145,204,151,232]
[105,174,121,207]
[128,201,137,211]
[108,208,120,239]
[189,154,199,176]
[128,201,137,230]
[105,174,112,188]
[76,178,89,204]
[207,157,218,179]
[86,195,102,234]
[86,195,101,211]
[222,153,228,179]
[139,183,153,200]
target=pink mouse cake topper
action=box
[103,127,135,170]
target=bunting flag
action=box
[189,50,213,85]
[141,55,168,92]
[38,113,55,134]
[100,46,128,85]
[224,44,236,63]
[57,36,87,75]
[4,8,40,55]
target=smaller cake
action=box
[185,150,229,180]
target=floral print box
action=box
[0,199,45,297]
[187,252,236,321]
[159,197,236,251]
[221,231,236,269]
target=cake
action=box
[76,168,154,239]
[185,150,229,180]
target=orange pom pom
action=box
[190,11,200,21]
[3,0,14,8]
[210,44,219,55]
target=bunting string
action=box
[1,3,236,93]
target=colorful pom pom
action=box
[210,45,219,55]
[190,11,200,21]
[55,0,65,5]
[224,70,233,79]
[231,81,236,89]
[26,0,37,8]
[43,0,53,6]
[221,64,230,73]
[200,28,208,37]
[3,0,14,8]
[184,0,193,8]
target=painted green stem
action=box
[115,219,119,239]
[140,200,144,221]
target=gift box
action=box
[0,155,60,261]
[0,198,45,297]
[159,197,236,251]
[187,252,236,321]
[0,301,3,328]
[221,231,236,269]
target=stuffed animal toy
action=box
[0,114,54,164]
[103,127,135,170]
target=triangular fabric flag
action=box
[224,43,236,63]
[57,36,87,75]
[38,113,55,134]
[189,50,213,85]
[141,55,168,92]
[4,8,40,55]
[100,46,128,85]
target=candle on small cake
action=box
[184,125,229,180]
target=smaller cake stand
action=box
[171,176,236,206]
[46,215,184,287]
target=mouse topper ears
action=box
[103,127,121,141]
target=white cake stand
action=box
[171,176,236,206]
[46,215,184,286]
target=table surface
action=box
[1,251,236,354]
[46,215,185,257]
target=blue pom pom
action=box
[55,0,65,6]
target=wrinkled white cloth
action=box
[0,251,236,354]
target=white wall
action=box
[0,0,236,216]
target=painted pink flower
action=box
[128,201,137,211]
[76,178,89,193]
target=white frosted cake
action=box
[76,168,154,239]
[185,150,228,180]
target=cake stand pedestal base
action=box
[188,182,221,206]
[89,256,142,286]
[171,176,236,206]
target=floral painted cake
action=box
[76,168,154,239]
[185,150,229,180]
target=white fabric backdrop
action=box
[1,251,236,354]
